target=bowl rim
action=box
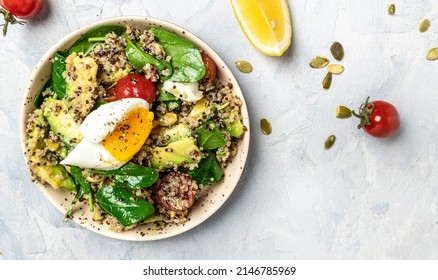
[19,16,250,241]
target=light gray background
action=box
[1,0,438,259]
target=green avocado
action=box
[150,137,200,169]
[32,163,75,191]
[225,111,245,138]
[42,98,83,147]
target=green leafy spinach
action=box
[95,186,155,227]
[194,121,226,150]
[91,163,159,190]
[70,166,94,212]
[33,78,52,108]
[151,28,206,82]
[52,52,67,99]
[68,24,125,55]
[189,151,223,186]
[64,178,84,222]
[123,33,173,80]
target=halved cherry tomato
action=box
[1,0,43,19]
[202,53,217,83]
[353,97,400,138]
[114,73,157,104]
[157,171,196,211]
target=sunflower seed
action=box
[260,118,272,135]
[324,135,336,150]
[387,4,395,15]
[327,64,345,75]
[309,56,329,68]
[235,60,253,73]
[322,72,332,90]
[426,48,438,61]
[419,19,431,33]
[336,106,352,118]
[330,41,344,61]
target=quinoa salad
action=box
[24,24,246,232]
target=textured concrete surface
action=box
[1,0,438,259]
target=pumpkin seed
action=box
[387,4,395,15]
[235,60,253,73]
[324,135,336,150]
[309,56,329,68]
[330,41,344,61]
[260,118,272,135]
[426,48,438,61]
[322,72,332,90]
[336,106,352,118]
[327,64,345,75]
[419,19,431,33]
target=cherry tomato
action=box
[1,0,43,19]
[114,73,157,104]
[1,0,43,36]
[157,171,196,211]
[354,97,400,138]
[201,53,217,83]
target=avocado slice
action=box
[225,111,245,138]
[32,163,75,191]
[150,137,201,169]
[42,98,83,147]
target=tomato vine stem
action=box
[352,96,375,129]
[0,8,25,36]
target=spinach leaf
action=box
[64,178,84,222]
[151,28,206,82]
[91,163,159,190]
[95,186,155,227]
[70,166,94,212]
[189,151,223,186]
[156,91,176,101]
[194,121,226,150]
[68,24,125,55]
[123,33,173,80]
[52,52,67,99]
[33,78,52,108]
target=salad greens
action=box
[189,152,223,186]
[33,77,52,108]
[151,27,206,82]
[64,180,85,222]
[52,52,67,99]
[194,121,226,150]
[91,163,159,190]
[70,166,94,212]
[68,24,125,55]
[96,186,155,227]
[123,33,173,81]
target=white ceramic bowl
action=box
[19,16,250,241]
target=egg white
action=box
[60,140,126,170]
[60,98,150,170]
[162,80,203,102]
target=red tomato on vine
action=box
[0,0,44,36]
[353,97,400,138]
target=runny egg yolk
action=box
[102,107,154,162]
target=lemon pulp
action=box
[230,0,292,56]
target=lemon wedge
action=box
[230,0,292,56]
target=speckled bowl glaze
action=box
[19,16,250,241]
